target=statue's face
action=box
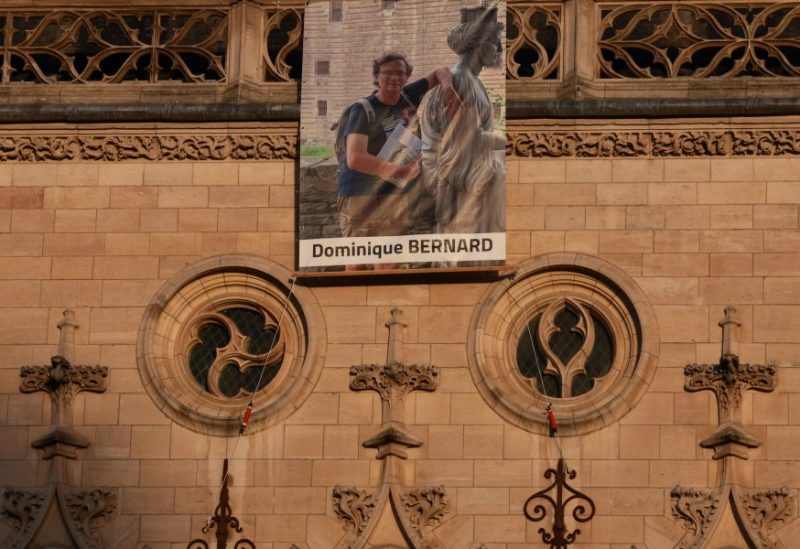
[376,59,409,94]
[478,36,500,67]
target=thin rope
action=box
[204,276,298,526]
[508,275,569,468]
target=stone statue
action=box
[418,4,505,236]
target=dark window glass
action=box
[187,307,282,398]
[516,306,614,398]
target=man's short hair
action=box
[372,52,413,86]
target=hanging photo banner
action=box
[298,0,506,273]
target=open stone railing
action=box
[2,1,800,107]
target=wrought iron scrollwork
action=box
[599,3,800,78]
[523,459,595,549]
[0,9,228,84]
[507,2,562,80]
[187,459,256,549]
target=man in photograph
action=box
[336,52,461,269]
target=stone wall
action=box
[0,118,799,547]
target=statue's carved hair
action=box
[447,5,503,56]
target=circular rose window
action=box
[468,253,659,435]
[137,256,326,435]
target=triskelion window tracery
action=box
[138,256,326,435]
[186,305,284,399]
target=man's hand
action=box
[389,158,420,182]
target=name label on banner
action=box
[299,233,505,267]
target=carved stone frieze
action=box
[349,363,439,402]
[670,487,721,546]
[401,486,449,533]
[1,489,46,541]
[331,486,377,536]
[0,133,297,162]
[508,129,800,158]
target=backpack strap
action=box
[355,97,374,125]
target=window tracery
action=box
[468,253,659,435]
[137,256,326,435]
[598,3,800,78]
[506,2,562,80]
[186,306,284,399]
[516,298,614,398]
[0,9,228,84]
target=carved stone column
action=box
[332,309,449,548]
[1,310,117,549]
[671,306,796,548]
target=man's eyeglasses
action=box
[378,70,408,78]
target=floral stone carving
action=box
[401,487,449,533]
[2,486,117,549]
[507,128,800,158]
[0,133,297,162]
[332,487,377,536]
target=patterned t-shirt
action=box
[338,78,429,197]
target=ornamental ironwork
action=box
[0,9,228,84]
[598,3,800,78]
[506,2,562,80]
[523,458,596,549]
[187,459,256,549]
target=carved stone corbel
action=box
[333,309,450,549]
[1,310,117,549]
[671,306,796,548]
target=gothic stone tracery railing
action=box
[507,1,563,81]
[0,1,304,98]
[2,1,800,101]
[0,8,229,84]
[597,2,800,78]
